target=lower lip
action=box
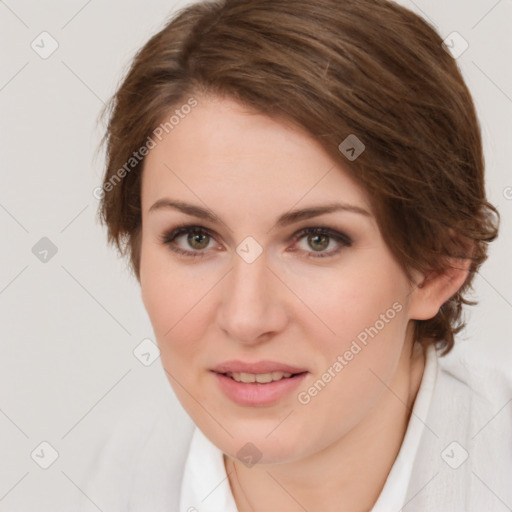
[212,371,308,406]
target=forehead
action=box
[140,95,371,215]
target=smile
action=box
[225,371,294,383]
[212,370,308,406]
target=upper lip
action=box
[211,360,308,375]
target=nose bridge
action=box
[228,250,270,313]
[217,247,286,343]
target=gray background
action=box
[0,0,511,510]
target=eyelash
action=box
[158,223,353,260]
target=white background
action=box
[0,0,511,510]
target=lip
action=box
[211,360,309,407]
[211,360,308,374]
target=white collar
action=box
[179,344,438,511]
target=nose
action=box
[216,250,289,345]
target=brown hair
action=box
[96,0,499,355]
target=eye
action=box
[290,227,352,259]
[159,224,217,258]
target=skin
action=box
[139,94,469,511]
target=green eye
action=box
[292,227,352,259]
[186,231,210,250]
[307,233,330,251]
[160,225,214,258]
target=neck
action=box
[226,340,426,512]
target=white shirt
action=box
[78,344,512,512]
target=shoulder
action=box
[403,344,512,511]
[437,345,512,411]
[79,387,195,512]
[432,344,512,447]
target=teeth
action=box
[227,371,293,383]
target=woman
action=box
[85,0,512,510]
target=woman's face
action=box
[139,94,419,464]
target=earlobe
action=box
[409,259,471,321]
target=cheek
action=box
[291,260,410,409]
[292,262,410,422]
[141,240,207,333]
[140,260,215,413]
[291,257,410,350]
[140,249,208,363]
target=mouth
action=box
[210,362,309,406]
[218,370,308,384]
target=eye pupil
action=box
[188,232,209,249]
[308,234,329,251]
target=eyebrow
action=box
[148,199,371,227]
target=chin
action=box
[209,419,311,465]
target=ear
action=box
[409,258,471,321]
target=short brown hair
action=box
[97,0,499,355]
